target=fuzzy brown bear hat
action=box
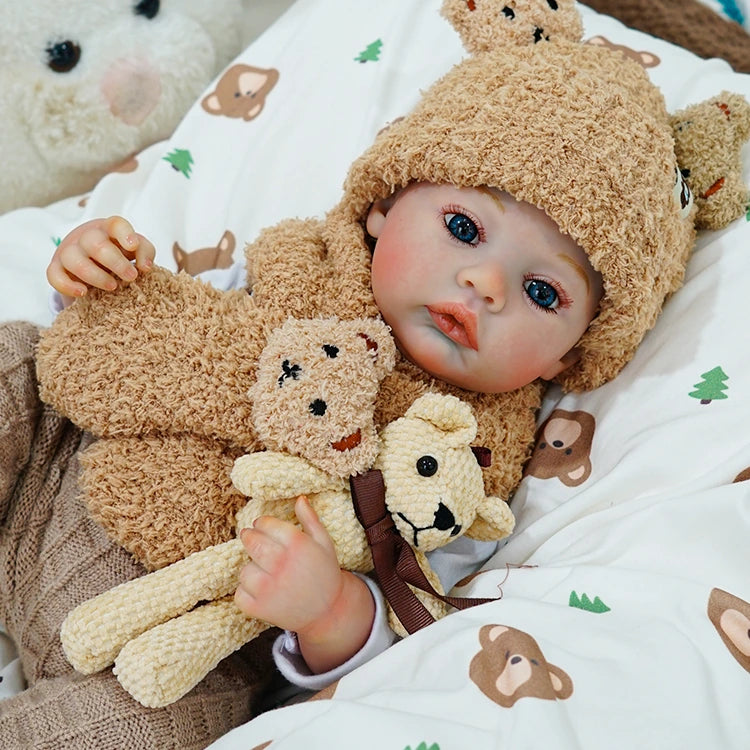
[324,0,697,391]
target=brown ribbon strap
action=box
[350,469,499,635]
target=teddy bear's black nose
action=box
[433,502,461,536]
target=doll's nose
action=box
[457,264,506,312]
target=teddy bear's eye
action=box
[416,455,438,477]
[323,345,339,358]
[134,0,160,19]
[309,399,327,417]
[547,0,559,10]
[46,41,82,73]
[501,6,516,19]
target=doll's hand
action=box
[47,216,155,302]
[235,495,375,673]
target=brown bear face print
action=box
[201,64,280,121]
[470,624,574,707]
[708,588,750,673]
[524,409,595,487]
[586,35,660,68]
[173,230,236,276]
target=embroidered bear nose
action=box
[433,502,461,536]
[309,399,327,416]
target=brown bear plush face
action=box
[470,624,574,707]
[441,0,583,53]
[249,317,396,478]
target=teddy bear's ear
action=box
[348,317,397,381]
[671,91,750,230]
[441,0,583,55]
[405,392,477,446]
[465,495,515,541]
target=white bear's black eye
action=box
[502,6,516,19]
[416,455,438,477]
[46,41,81,73]
[309,399,327,417]
[323,345,339,358]
[547,0,559,10]
[134,0,160,19]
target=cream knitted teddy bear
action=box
[59,317,514,708]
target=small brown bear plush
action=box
[671,92,750,229]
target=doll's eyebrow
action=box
[557,254,590,293]
[476,186,506,212]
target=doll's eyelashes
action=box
[134,0,161,19]
[45,41,81,73]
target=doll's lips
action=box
[331,429,362,452]
[427,303,478,350]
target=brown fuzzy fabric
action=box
[583,0,750,73]
[0,322,277,749]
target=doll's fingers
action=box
[46,261,89,299]
[133,234,155,273]
[59,252,122,292]
[295,496,336,555]
[78,229,138,282]
[102,215,140,254]
[238,525,284,573]
[234,578,260,617]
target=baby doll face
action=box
[367,183,603,393]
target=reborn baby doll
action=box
[3,0,745,748]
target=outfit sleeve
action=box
[48,260,247,316]
[272,536,498,689]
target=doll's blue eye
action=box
[524,279,559,309]
[445,213,479,244]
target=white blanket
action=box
[1,1,749,745]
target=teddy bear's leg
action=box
[114,597,271,708]
[62,539,249,674]
[0,631,279,750]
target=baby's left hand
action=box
[234,496,343,634]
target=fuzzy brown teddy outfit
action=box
[0,0,741,748]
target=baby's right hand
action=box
[47,216,155,301]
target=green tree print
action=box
[569,591,611,613]
[689,366,729,404]
[355,39,383,62]
[163,148,194,178]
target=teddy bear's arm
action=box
[231,451,344,503]
[60,537,247,673]
[36,266,265,447]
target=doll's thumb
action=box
[295,496,335,551]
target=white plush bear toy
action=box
[0,0,247,214]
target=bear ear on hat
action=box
[441,0,583,54]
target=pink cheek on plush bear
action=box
[100,58,162,126]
